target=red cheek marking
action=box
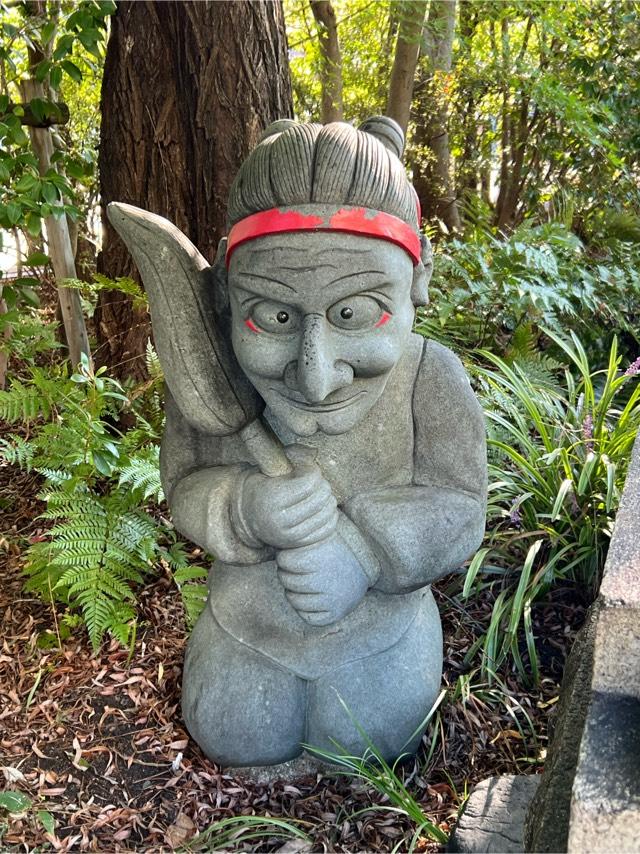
[375,311,392,328]
[244,318,261,333]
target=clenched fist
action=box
[238,449,338,550]
[277,535,369,626]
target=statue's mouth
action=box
[273,388,367,412]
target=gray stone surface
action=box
[449,776,539,853]
[109,118,488,770]
[525,434,640,853]
[523,604,599,853]
[567,436,640,853]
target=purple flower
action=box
[582,413,594,452]
[625,356,640,377]
[509,500,522,526]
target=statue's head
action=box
[224,117,433,438]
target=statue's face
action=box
[228,232,415,437]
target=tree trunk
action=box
[0,286,9,390]
[386,1,426,137]
[310,0,343,123]
[96,0,293,379]
[457,0,480,196]
[412,0,461,233]
[22,2,91,369]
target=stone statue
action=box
[108,117,487,768]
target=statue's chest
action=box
[299,393,414,502]
[265,336,422,504]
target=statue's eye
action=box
[249,300,299,333]
[327,295,386,330]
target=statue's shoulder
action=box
[413,336,477,411]
[412,333,467,383]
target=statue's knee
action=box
[306,613,443,761]
[182,608,306,766]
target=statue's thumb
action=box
[283,444,318,470]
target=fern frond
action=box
[0,435,34,470]
[0,380,51,422]
[118,447,164,501]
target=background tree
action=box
[0,0,111,384]
[411,0,460,231]
[310,0,343,122]
[96,0,293,378]
[386,1,426,137]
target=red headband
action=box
[226,206,421,267]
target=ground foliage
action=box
[0,457,586,852]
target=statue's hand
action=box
[238,453,338,550]
[277,535,369,626]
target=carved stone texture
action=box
[108,118,488,769]
[449,776,540,853]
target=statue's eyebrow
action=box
[235,272,296,293]
[331,270,386,285]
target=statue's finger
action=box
[281,471,327,509]
[286,506,338,540]
[284,490,336,527]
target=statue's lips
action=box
[273,388,367,412]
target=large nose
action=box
[285,314,353,403]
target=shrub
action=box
[464,331,640,680]
[0,351,207,650]
[417,224,640,362]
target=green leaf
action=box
[49,65,63,90]
[0,94,9,114]
[92,451,114,476]
[0,790,32,812]
[14,173,38,193]
[65,160,90,181]
[6,202,22,225]
[25,251,50,267]
[41,20,57,45]
[20,288,41,308]
[34,59,52,83]
[53,33,74,61]
[61,60,83,83]
[42,182,59,205]
[551,478,574,521]
[25,212,42,238]
[38,810,56,835]
[12,277,41,287]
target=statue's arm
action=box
[342,339,487,593]
[160,389,274,565]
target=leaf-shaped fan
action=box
[107,202,291,477]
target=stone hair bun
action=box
[259,119,299,143]
[358,116,405,160]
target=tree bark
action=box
[0,286,9,390]
[96,0,293,379]
[310,0,343,123]
[386,1,426,138]
[412,0,461,233]
[21,5,91,370]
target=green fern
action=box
[165,540,208,628]
[64,274,148,311]
[0,434,34,470]
[26,486,157,650]
[118,446,164,501]
[2,347,204,649]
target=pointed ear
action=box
[410,234,433,307]
[107,202,260,434]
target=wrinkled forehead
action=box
[227,231,413,289]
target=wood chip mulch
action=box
[0,460,587,852]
